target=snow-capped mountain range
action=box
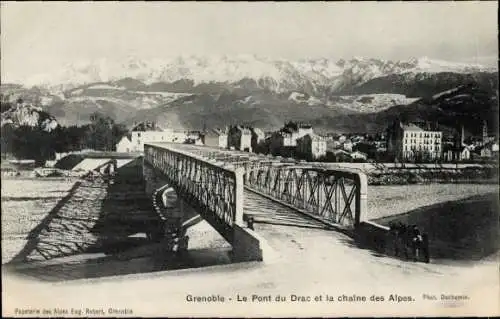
[14,55,496,94]
[2,55,497,133]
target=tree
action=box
[10,125,55,166]
[1,124,15,158]
[353,142,377,159]
[86,112,114,151]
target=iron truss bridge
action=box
[144,143,368,243]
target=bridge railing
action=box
[144,143,244,242]
[145,143,367,230]
[242,163,368,229]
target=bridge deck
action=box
[244,191,330,230]
[242,189,365,263]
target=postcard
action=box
[1,1,498,317]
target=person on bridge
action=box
[410,225,423,262]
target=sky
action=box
[1,2,498,82]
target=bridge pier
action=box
[143,161,198,252]
[143,148,275,263]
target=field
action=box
[1,179,77,264]
[367,184,498,220]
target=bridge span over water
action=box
[143,142,371,262]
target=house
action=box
[250,127,266,153]
[480,147,491,158]
[386,120,442,162]
[268,131,292,156]
[296,133,327,160]
[268,122,314,156]
[203,128,228,148]
[443,144,471,162]
[116,121,185,153]
[129,130,172,152]
[478,141,498,158]
[492,142,499,153]
[481,120,497,146]
[116,135,134,153]
[228,126,252,152]
[458,146,471,161]
[280,121,314,147]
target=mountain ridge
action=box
[11,55,496,93]
[2,55,497,133]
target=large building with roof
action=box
[296,133,327,160]
[386,120,443,161]
[250,127,265,151]
[203,128,229,148]
[228,125,253,152]
[116,121,189,153]
[268,121,315,156]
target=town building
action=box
[268,121,314,156]
[249,127,266,153]
[443,145,471,162]
[477,141,499,158]
[386,120,442,162]
[203,128,229,148]
[228,125,252,152]
[116,136,134,153]
[296,133,327,160]
[116,121,188,153]
[443,125,472,162]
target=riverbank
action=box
[367,166,498,185]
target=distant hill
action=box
[124,92,358,131]
[1,99,59,132]
[313,83,499,134]
[337,72,498,98]
[3,55,497,133]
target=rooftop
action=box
[401,123,425,132]
[283,121,313,132]
[206,128,228,135]
[131,121,163,132]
